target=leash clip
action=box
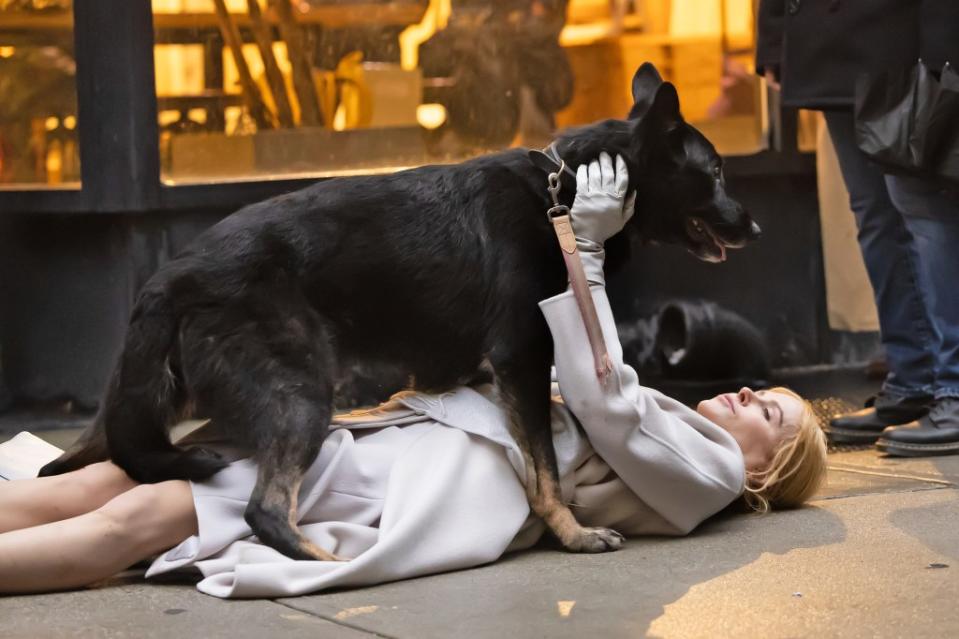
[546,162,569,222]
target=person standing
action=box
[755,0,959,456]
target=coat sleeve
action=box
[539,287,745,535]
[755,0,785,77]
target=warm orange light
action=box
[399,0,450,71]
[416,103,447,130]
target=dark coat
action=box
[756,0,959,109]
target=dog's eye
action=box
[712,166,722,178]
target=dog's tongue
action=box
[703,223,727,262]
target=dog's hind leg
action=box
[493,339,624,554]
[245,403,339,562]
[184,309,340,561]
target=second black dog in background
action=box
[619,299,771,406]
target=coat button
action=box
[788,0,801,14]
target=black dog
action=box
[40,63,760,560]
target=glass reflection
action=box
[0,0,80,187]
[153,0,767,185]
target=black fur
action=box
[40,63,760,559]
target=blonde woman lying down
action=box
[0,154,826,598]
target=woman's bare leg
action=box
[0,480,197,594]
[0,461,138,533]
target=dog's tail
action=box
[104,284,227,483]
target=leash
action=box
[544,158,612,383]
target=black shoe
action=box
[876,397,959,457]
[826,392,932,444]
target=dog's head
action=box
[543,62,761,263]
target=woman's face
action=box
[697,388,804,474]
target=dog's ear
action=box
[646,81,683,132]
[641,82,686,164]
[627,62,664,119]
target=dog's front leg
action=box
[493,341,624,553]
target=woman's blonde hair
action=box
[742,387,827,513]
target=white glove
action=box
[569,152,636,286]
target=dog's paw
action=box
[564,526,624,553]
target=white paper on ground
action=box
[0,432,63,481]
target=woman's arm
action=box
[540,288,745,534]
[539,154,744,534]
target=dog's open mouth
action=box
[685,217,732,263]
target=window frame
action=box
[0,0,812,215]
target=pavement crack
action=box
[813,484,954,502]
[270,599,398,638]
[826,464,955,486]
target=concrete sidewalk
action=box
[2,434,957,638]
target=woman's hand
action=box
[570,152,636,251]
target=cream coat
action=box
[139,286,746,598]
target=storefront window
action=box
[154,0,767,185]
[0,0,80,188]
[560,0,767,156]
[797,108,818,153]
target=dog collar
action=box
[542,142,578,179]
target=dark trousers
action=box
[825,111,959,399]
